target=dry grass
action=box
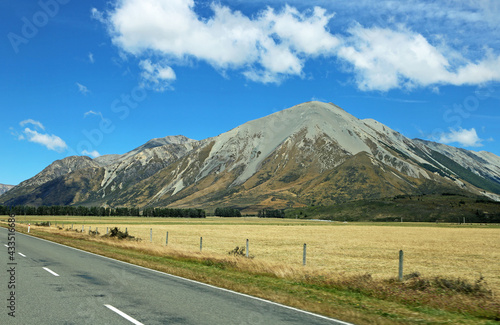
[13,216,500,292]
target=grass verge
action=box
[4,223,500,325]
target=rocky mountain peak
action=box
[119,135,197,161]
[18,155,101,188]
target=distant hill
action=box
[1,101,499,211]
[0,184,14,195]
[284,194,500,223]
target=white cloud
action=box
[102,0,339,85]
[477,0,500,28]
[88,52,94,63]
[97,0,500,91]
[14,119,67,152]
[451,51,500,85]
[81,149,101,158]
[337,26,500,91]
[262,6,338,56]
[437,128,484,147]
[23,128,68,152]
[337,26,449,91]
[139,59,176,91]
[9,127,24,140]
[84,110,103,119]
[19,119,45,130]
[91,8,106,23]
[76,82,90,95]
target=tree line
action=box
[142,207,205,218]
[212,208,287,218]
[258,209,285,218]
[214,207,242,217]
[212,207,285,218]
[1,205,288,219]
[0,205,205,218]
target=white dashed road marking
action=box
[104,304,144,325]
[43,267,59,277]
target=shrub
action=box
[433,275,492,296]
[228,246,253,258]
[405,275,492,297]
[107,227,134,240]
[228,246,245,256]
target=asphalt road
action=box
[0,227,352,325]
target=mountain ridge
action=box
[0,184,14,196]
[1,101,499,210]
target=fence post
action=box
[125,227,128,234]
[96,227,98,234]
[200,237,203,252]
[166,231,169,245]
[150,228,152,243]
[246,239,249,258]
[82,225,84,232]
[398,250,404,281]
[303,243,307,266]
[71,224,73,230]
[106,227,108,235]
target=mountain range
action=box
[2,101,500,212]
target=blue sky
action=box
[1,0,500,185]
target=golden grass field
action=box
[14,216,500,294]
